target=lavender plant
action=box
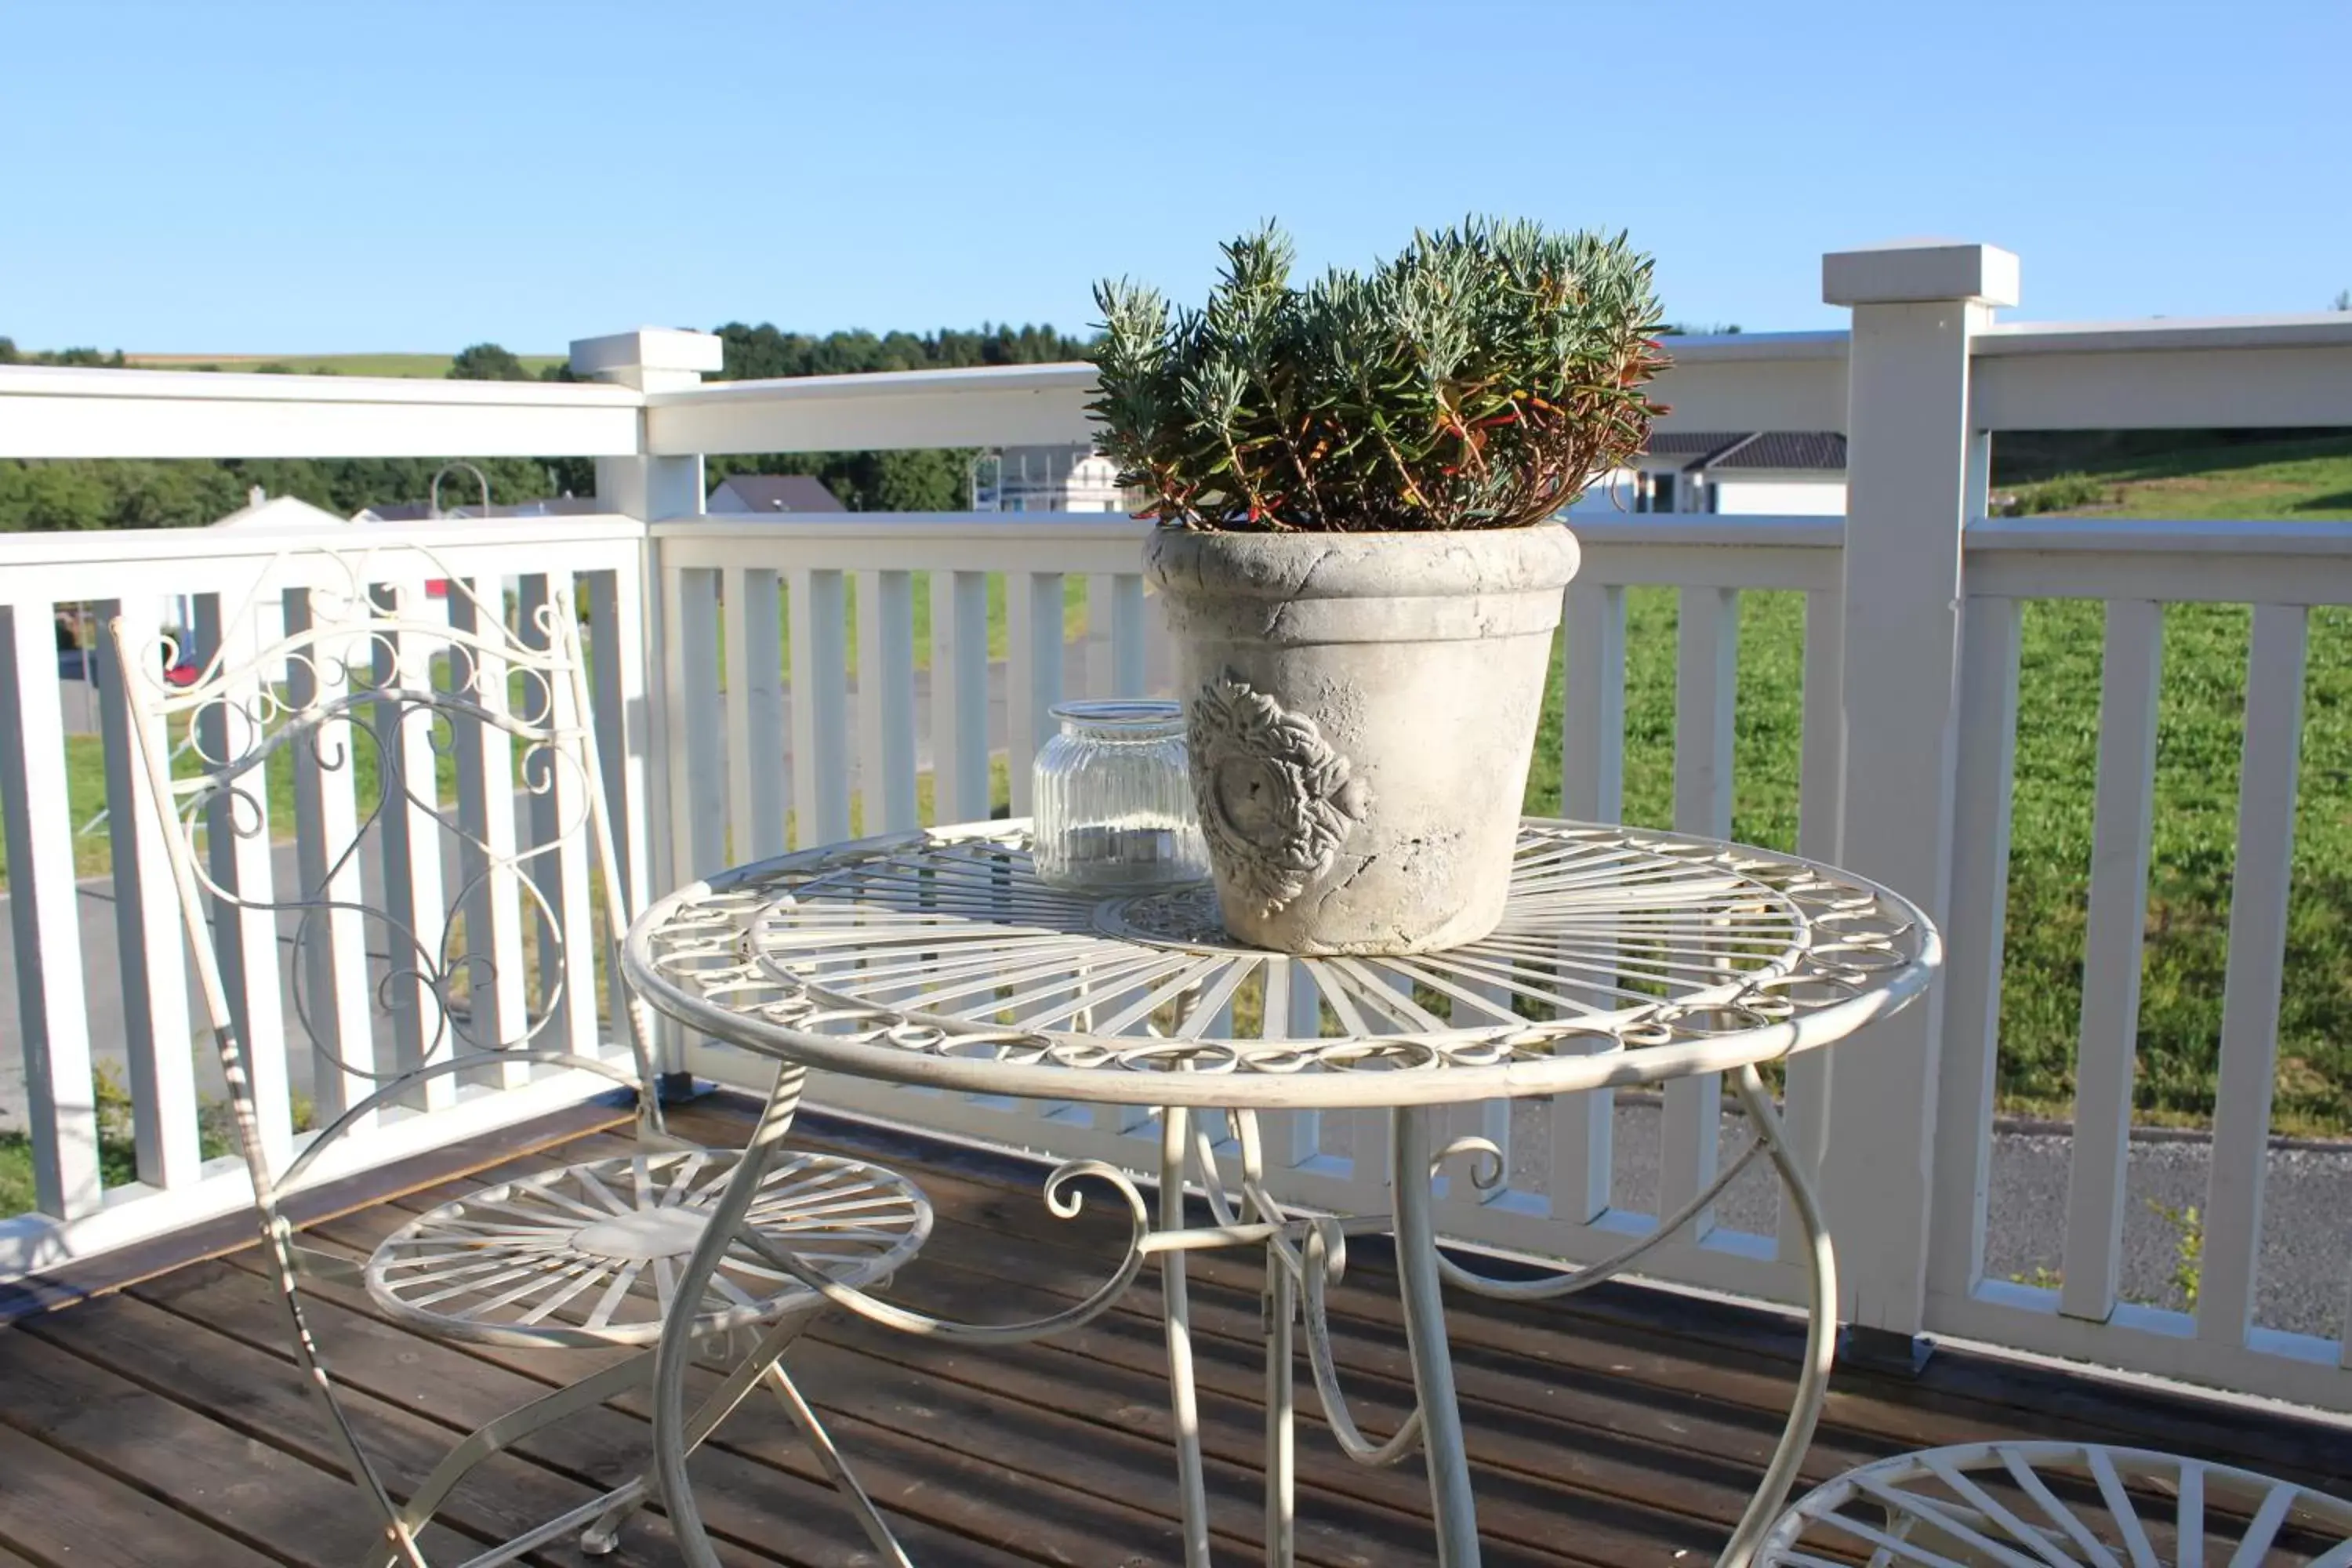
[1089,219,1666,532]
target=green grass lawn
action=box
[2001,433,2352,523]
[1529,423,2352,1138]
[8,686,449,885]
[772,569,1091,679]
[122,352,568,379]
[1533,592,2352,1134]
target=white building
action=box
[1567,431,1847,517]
[169,488,362,641]
[212,487,354,535]
[987,445,1125,513]
[705,474,845,514]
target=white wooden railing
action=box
[6,245,2352,1419]
[0,514,657,1274]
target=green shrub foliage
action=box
[1089,220,1665,532]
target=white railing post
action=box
[573,328,721,1083]
[1817,241,2019,1353]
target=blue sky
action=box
[5,1,2347,354]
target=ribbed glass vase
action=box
[1031,699,1210,892]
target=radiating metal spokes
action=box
[750,824,1823,1041]
[1756,1443,2352,1568]
[628,820,1938,1105]
[367,1150,931,1348]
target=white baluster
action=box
[2199,603,2307,1346]
[0,600,103,1214]
[2061,597,2165,1323]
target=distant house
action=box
[705,474,846,515]
[350,495,605,522]
[166,488,362,641]
[212,488,354,533]
[987,445,1125,514]
[1567,432,1847,517]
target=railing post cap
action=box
[568,328,725,384]
[1823,240,2020,308]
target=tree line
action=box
[701,322,1092,513]
[0,323,1094,529]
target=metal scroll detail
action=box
[115,543,668,1184]
[1186,676,1371,916]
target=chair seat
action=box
[366,1149,931,1348]
[1757,1440,2352,1567]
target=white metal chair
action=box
[110,545,932,1567]
[1754,1441,2352,1567]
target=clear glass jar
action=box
[1032,699,1210,892]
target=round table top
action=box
[622,818,1940,1111]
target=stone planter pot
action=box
[1144,524,1581,954]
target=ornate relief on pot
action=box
[1186,676,1371,916]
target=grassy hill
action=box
[1998,432,2352,521]
[121,352,566,378]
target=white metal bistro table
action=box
[623,817,1941,1568]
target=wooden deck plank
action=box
[7,1091,2352,1568]
[352,1128,1788,1564]
[346,1131,1717,1566]
[338,1102,2352,1556]
[0,1321,477,1565]
[201,1222,1188,1568]
[17,1290,688,1568]
[0,1094,636,1329]
[506,1124,1865,1486]
[870,1225,1853,1532]
[287,1193,1340,1567]
[764,1105,2352,1487]
[0,1418,282,1568]
[139,1254,1045,1568]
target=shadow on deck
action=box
[2,1093,2348,1566]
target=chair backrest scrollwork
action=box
[110,543,662,1201]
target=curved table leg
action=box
[1265,1242,1296,1568]
[1716,1062,1838,1568]
[1160,1105,1214,1568]
[1393,1105,1482,1568]
[1410,1065,1838,1568]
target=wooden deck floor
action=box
[2,1094,2349,1567]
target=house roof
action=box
[1642,431,1749,459]
[706,474,845,514]
[1631,431,1847,474]
[351,496,605,521]
[1694,431,1847,472]
[208,493,352,531]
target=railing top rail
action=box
[1976,314,2352,355]
[0,514,649,568]
[643,330,1862,413]
[1651,330,1850,362]
[649,510,1149,542]
[1967,515,2352,556]
[0,363,640,408]
[645,360,1097,407]
[1567,516,1844,550]
[1570,517,2352,557]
